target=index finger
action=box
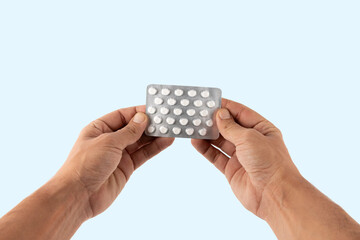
[221,98,266,128]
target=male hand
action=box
[55,105,174,218]
[191,98,300,218]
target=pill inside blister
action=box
[167,98,176,105]
[198,128,207,136]
[166,117,175,125]
[194,100,203,107]
[159,126,168,134]
[161,88,170,95]
[146,84,221,139]
[153,116,162,124]
[179,118,188,125]
[201,90,210,98]
[207,100,215,108]
[188,90,197,97]
[200,109,208,117]
[148,106,156,114]
[174,108,182,115]
[180,99,190,106]
[154,97,163,105]
[174,89,183,96]
[186,109,196,116]
[147,125,156,133]
[172,127,181,135]
[148,87,157,95]
[160,107,169,115]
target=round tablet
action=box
[166,117,175,125]
[206,119,213,127]
[200,109,208,117]
[185,128,194,136]
[167,98,176,106]
[147,125,155,133]
[206,100,216,108]
[174,89,184,96]
[187,89,197,97]
[201,90,210,98]
[198,128,207,136]
[154,97,163,105]
[173,108,182,116]
[148,87,157,95]
[186,109,196,116]
[153,116,162,124]
[180,99,190,106]
[147,106,156,114]
[161,88,171,95]
[192,118,201,126]
[172,127,181,135]
[179,118,188,126]
[194,100,203,107]
[159,126,168,134]
[160,107,169,115]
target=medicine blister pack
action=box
[145,84,222,139]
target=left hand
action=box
[54,105,174,218]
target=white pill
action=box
[147,106,156,114]
[159,126,169,134]
[185,128,194,136]
[206,119,213,127]
[186,109,196,116]
[147,125,155,133]
[173,108,182,116]
[188,89,197,97]
[172,127,181,135]
[207,100,216,108]
[192,118,201,126]
[160,107,169,115]
[167,98,176,106]
[194,100,203,107]
[179,118,189,126]
[154,97,163,105]
[166,117,175,125]
[201,90,210,98]
[200,109,208,117]
[180,99,190,106]
[153,116,162,124]
[174,89,184,96]
[161,88,171,95]
[198,128,207,136]
[148,87,157,95]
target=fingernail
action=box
[133,113,146,123]
[218,109,231,120]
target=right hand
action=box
[191,98,301,219]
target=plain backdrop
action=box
[0,1,359,239]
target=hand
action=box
[191,98,300,218]
[55,105,174,218]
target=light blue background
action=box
[1,1,359,239]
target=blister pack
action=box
[145,84,222,139]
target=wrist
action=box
[40,172,93,222]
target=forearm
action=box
[262,171,360,240]
[0,175,91,240]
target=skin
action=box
[0,99,359,239]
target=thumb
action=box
[216,108,247,145]
[113,112,148,150]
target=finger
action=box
[126,134,155,154]
[221,98,265,128]
[113,112,148,150]
[83,105,146,136]
[208,135,235,157]
[131,137,175,169]
[216,108,249,146]
[191,139,230,174]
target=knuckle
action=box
[125,124,139,136]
